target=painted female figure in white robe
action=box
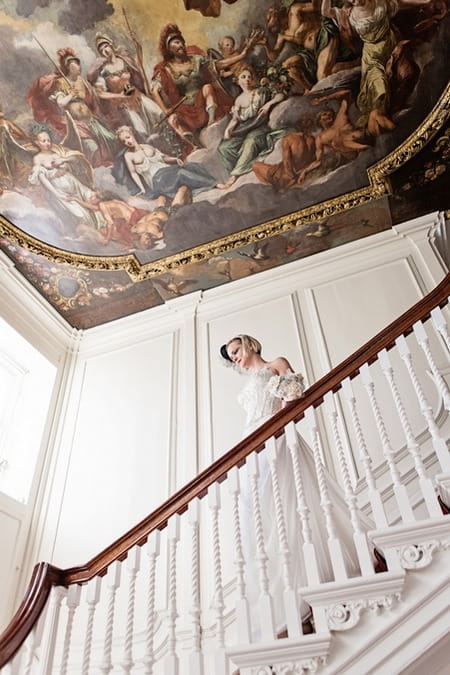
[28,129,106,237]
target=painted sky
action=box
[1,0,274,66]
[0,0,275,124]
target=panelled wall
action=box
[0,211,448,631]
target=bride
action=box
[220,334,370,638]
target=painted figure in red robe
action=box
[151,24,233,148]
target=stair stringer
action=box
[225,547,449,674]
[313,547,450,675]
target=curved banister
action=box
[0,272,449,665]
[0,563,64,664]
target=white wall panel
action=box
[300,258,427,376]
[51,333,175,567]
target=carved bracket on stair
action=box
[301,570,405,632]
[325,592,400,631]
[253,657,328,673]
[370,518,450,570]
[326,601,364,630]
[398,541,440,569]
[227,634,331,674]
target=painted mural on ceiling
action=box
[0,0,448,328]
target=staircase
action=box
[0,275,449,674]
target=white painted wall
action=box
[0,211,448,633]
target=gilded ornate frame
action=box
[1,83,449,283]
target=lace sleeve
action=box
[267,371,305,401]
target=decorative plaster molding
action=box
[0,249,75,359]
[370,518,450,569]
[301,571,405,631]
[253,656,328,673]
[227,634,331,674]
[398,541,440,569]
[325,591,400,631]
[326,601,364,631]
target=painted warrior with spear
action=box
[86,25,156,126]
[27,42,116,167]
[86,11,184,154]
[151,23,235,150]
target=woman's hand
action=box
[257,103,271,118]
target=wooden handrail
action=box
[0,272,448,665]
[0,563,63,664]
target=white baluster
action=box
[20,631,36,675]
[21,604,48,675]
[379,349,442,518]
[396,335,450,473]
[5,649,22,675]
[285,422,321,586]
[39,585,67,675]
[60,583,82,675]
[15,629,34,675]
[247,452,276,641]
[304,408,348,581]
[266,436,301,637]
[413,320,450,411]
[208,483,228,674]
[81,576,101,675]
[341,378,389,529]
[324,392,375,576]
[188,500,204,675]
[360,363,415,523]
[143,531,160,675]
[165,515,180,675]
[100,561,122,675]
[228,466,251,642]
[431,307,450,352]
[121,547,141,675]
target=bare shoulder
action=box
[268,356,293,375]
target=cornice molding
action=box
[0,250,76,360]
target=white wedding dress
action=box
[237,367,367,636]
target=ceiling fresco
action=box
[0,0,448,328]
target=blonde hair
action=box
[234,63,256,80]
[116,125,134,141]
[236,334,261,354]
[221,334,262,361]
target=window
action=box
[0,318,56,503]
